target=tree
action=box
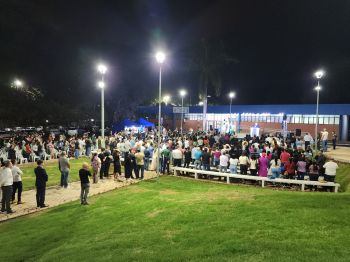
[189,39,238,99]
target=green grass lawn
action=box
[1,176,350,262]
[335,162,350,192]
[20,157,92,191]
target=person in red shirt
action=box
[284,157,296,179]
[280,149,290,165]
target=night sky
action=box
[1,0,350,108]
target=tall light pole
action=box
[179,89,186,136]
[228,91,236,134]
[155,51,166,181]
[97,64,107,148]
[314,70,324,153]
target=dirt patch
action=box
[160,189,178,195]
[163,229,180,240]
[146,209,163,218]
[205,191,255,202]
[127,187,151,193]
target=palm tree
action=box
[190,39,238,100]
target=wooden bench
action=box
[172,166,340,193]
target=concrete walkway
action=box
[0,171,157,222]
[324,146,350,163]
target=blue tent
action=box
[137,118,155,128]
[112,118,139,133]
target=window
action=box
[335,117,340,125]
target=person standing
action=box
[201,148,211,171]
[91,152,101,183]
[172,146,183,168]
[0,160,14,214]
[58,151,70,188]
[323,158,339,182]
[143,146,151,171]
[249,155,258,176]
[303,133,313,149]
[98,149,105,180]
[103,148,112,178]
[74,139,80,159]
[85,137,92,157]
[296,156,307,180]
[161,146,171,174]
[219,151,229,173]
[79,162,91,205]
[124,152,133,181]
[184,147,192,168]
[332,131,337,150]
[135,149,145,180]
[112,150,122,180]
[34,160,48,208]
[11,159,24,204]
[229,156,239,174]
[258,153,268,177]
[239,152,249,175]
[321,128,329,152]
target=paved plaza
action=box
[324,146,350,163]
[0,171,157,222]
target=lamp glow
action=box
[315,85,321,91]
[179,89,186,97]
[229,92,235,99]
[13,79,23,87]
[97,64,107,74]
[163,95,170,105]
[314,70,324,79]
[97,81,105,89]
[155,51,166,64]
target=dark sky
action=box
[1,0,350,107]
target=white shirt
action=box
[323,161,338,176]
[184,140,189,149]
[172,149,183,160]
[321,131,329,141]
[239,155,249,165]
[12,165,23,182]
[303,134,313,142]
[229,158,239,166]
[0,167,13,186]
[219,155,229,166]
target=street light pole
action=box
[97,64,107,148]
[157,65,162,181]
[155,51,166,182]
[314,70,324,153]
[181,95,184,135]
[179,89,186,136]
[228,92,235,134]
[101,76,105,147]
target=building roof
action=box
[138,104,350,115]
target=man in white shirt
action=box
[11,159,24,204]
[0,160,14,214]
[239,152,250,175]
[323,159,338,182]
[219,152,229,173]
[321,128,329,152]
[172,147,183,168]
[303,133,313,149]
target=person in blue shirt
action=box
[194,147,202,169]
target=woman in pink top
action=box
[296,156,307,180]
[258,153,268,177]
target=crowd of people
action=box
[0,127,340,214]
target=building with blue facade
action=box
[137,104,350,141]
